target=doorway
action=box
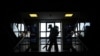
[39,22,62,52]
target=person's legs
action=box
[48,41,53,52]
[54,40,58,52]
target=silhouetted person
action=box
[47,25,59,52]
[66,30,76,52]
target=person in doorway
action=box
[47,25,59,52]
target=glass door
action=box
[39,22,62,52]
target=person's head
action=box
[48,24,52,29]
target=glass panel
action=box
[77,23,80,31]
[75,27,78,31]
[57,39,61,42]
[41,45,46,52]
[80,32,84,37]
[47,32,50,37]
[80,23,84,31]
[41,23,46,31]
[72,33,78,37]
[72,34,75,37]
[18,24,24,31]
[58,45,61,52]
[55,23,61,31]
[41,42,46,44]
[57,42,61,44]
[13,23,18,31]
[46,39,49,43]
[85,22,90,26]
[25,31,30,37]
[75,33,78,37]
[40,39,46,44]
[51,45,54,52]
[57,39,61,44]
[41,32,46,37]
[57,32,61,37]
[47,45,49,50]
[47,23,54,31]
[21,24,24,31]
[41,39,46,42]
[18,24,21,31]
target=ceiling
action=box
[5,0,96,23]
[20,12,80,19]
